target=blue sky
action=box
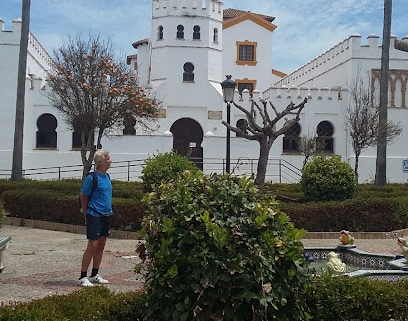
[1,0,406,73]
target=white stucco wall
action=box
[1,1,407,184]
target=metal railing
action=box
[0,157,302,183]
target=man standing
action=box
[78,149,113,287]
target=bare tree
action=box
[222,98,307,191]
[11,0,30,181]
[345,70,402,182]
[299,133,324,168]
[47,33,160,178]
[375,0,392,185]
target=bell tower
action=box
[149,0,223,100]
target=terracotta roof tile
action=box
[132,38,149,49]
[223,8,275,23]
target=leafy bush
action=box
[139,171,311,321]
[0,287,148,321]
[4,276,408,320]
[300,155,357,201]
[141,151,199,193]
[305,277,408,320]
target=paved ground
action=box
[0,225,144,305]
[0,225,404,305]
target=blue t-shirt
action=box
[81,171,113,217]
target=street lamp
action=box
[221,75,236,174]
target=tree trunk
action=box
[374,0,392,186]
[11,0,31,181]
[255,138,272,192]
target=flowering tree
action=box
[47,34,159,178]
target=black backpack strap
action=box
[88,172,98,200]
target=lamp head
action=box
[221,75,236,103]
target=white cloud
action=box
[1,0,405,73]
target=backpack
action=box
[79,172,110,210]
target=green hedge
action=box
[3,278,408,320]
[1,184,146,231]
[2,180,408,232]
[281,196,408,232]
[0,287,147,321]
[305,277,408,320]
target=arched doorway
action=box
[170,118,203,170]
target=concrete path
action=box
[0,224,405,305]
[0,225,144,305]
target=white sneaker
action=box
[78,277,94,287]
[88,274,109,284]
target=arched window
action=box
[317,121,334,153]
[183,62,194,82]
[213,28,218,42]
[36,113,57,149]
[283,122,301,153]
[236,118,248,137]
[176,25,184,39]
[193,25,200,40]
[123,114,136,135]
[157,25,164,40]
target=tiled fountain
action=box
[304,231,408,281]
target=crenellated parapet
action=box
[152,0,222,18]
[0,19,54,75]
[275,33,405,87]
[234,86,347,108]
[0,18,22,44]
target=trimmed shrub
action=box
[0,287,148,321]
[300,155,357,201]
[139,171,311,321]
[141,151,199,193]
[305,277,408,320]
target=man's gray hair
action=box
[94,149,110,167]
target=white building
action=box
[0,0,407,183]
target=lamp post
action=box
[221,75,236,174]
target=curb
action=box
[5,216,408,240]
[3,217,139,240]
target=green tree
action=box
[11,0,31,181]
[47,33,160,178]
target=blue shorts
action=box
[86,214,113,240]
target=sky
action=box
[1,0,406,74]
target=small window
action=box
[236,119,248,137]
[236,41,257,66]
[283,123,301,153]
[176,25,184,39]
[317,121,334,153]
[238,83,254,95]
[193,25,201,40]
[123,114,136,135]
[239,45,254,61]
[236,78,256,97]
[72,132,81,149]
[183,62,194,82]
[36,113,57,149]
[213,28,218,42]
[157,25,164,40]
